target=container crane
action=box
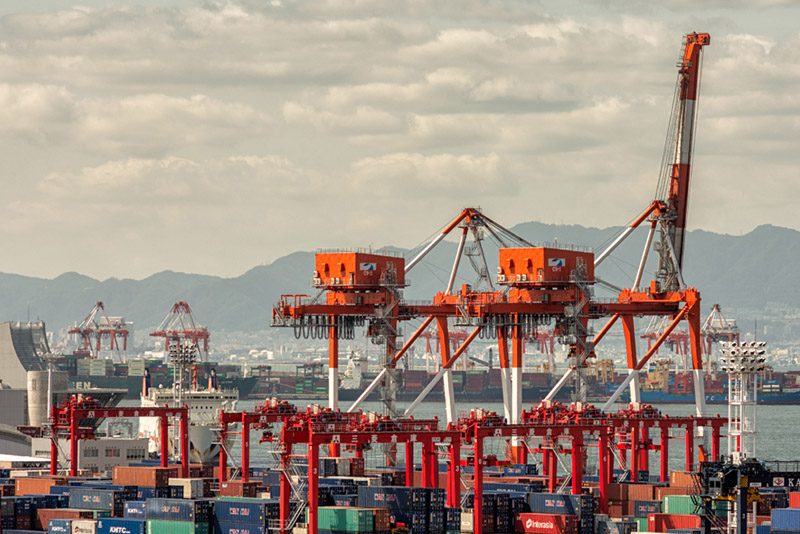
[150,301,210,360]
[67,301,130,361]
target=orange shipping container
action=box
[15,477,68,496]
[627,483,656,501]
[790,492,800,508]
[113,466,170,488]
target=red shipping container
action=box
[648,513,701,532]
[515,513,579,534]
[790,492,800,508]
[219,480,258,497]
[35,509,97,530]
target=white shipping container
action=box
[168,478,206,498]
[72,520,97,534]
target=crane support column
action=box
[180,411,189,478]
[474,436,484,534]
[308,442,319,534]
[685,424,695,472]
[329,317,341,456]
[160,416,169,468]
[511,318,524,463]
[498,326,511,422]
[660,424,670,482]
[599,430,610,514]
[70,406,78,476]
[630,426,640,482]
[405,444,414,488]
[571,431,584,495]
[219,421,228,483]
[241,415,250,483]
[437,318,457,425]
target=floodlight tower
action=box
[719,341,766,465]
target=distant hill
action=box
[0,222,796,335]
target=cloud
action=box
[0,2,799,280]
[0,84,269,155]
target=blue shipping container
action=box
[634,500,662,518]
[214,499,279,524]
[97,519,146,534]
[124,502,147,519]
[68,489,123,512]
[528,493,592,516]
[214,523,267,534]
[773,509,800,531]
[49,519,72,534]
[145,498,212,523]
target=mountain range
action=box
[1,222,796,336]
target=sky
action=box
[1,0,799,280]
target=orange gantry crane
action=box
[150,301,210,360]
[270,32,716,460]
[68,301,131,361]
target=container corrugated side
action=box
[147,520,209,534]
[97,518,146,534]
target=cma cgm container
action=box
[68,489,124,514]
[213,523,266,534]
[314,252,405,288]
[515,513,579,534]
[145,499,212,523]
[498,247,594,285]
[97,519,146,534]
[214,499,279,523]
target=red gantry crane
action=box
[68,301,131,361]
[150,301,210,360]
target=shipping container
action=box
[647,513,701,532]
[218,481,258,498]
[48,519,72,534]
[146,520,209,534]
[15,478,68,496]
[113,467,170,488]
[514,513,579,534]
[773,508,800,530]
[73,520,98,534]
[168,479,207,499]
[663,496,698,515]
[213,522,265,534]
[97,518,146,534]
[124,502,147,520]
[36,509,97,530]
[214,499,279,523]
[145,499,212,523]
[68,488,124,514]
[634,500,662,518]
[317,507,374,532]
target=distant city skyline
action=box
[1,1,798,280]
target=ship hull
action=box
[71,375,258,399]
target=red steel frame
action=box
[51,404,189,477]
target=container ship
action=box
[53,349,258,400]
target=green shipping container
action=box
[147,520,209,534]
[715,499,728,518]
[635,517,648,531]
[663,495,698,515]
[71,509,112,519]
[317,507,374,532]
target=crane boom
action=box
[657,32,710,290]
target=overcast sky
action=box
[1,0,798,280]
